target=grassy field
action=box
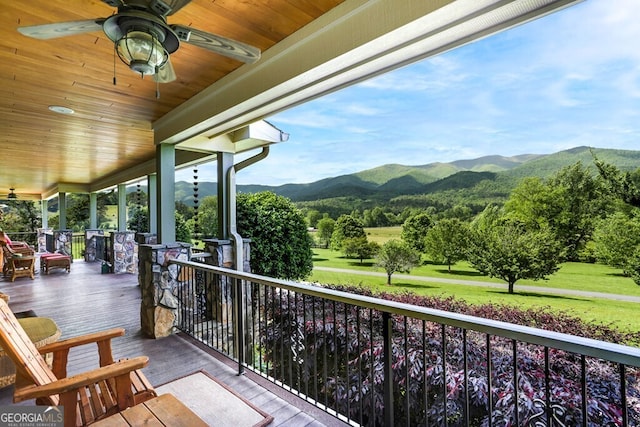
[312,227,640,333]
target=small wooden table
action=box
[92,393,207,427]
[7,255,35,282]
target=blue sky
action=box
[179,0,640,186]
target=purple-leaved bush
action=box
[260,284,640,426]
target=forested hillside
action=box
[173,146,639,217]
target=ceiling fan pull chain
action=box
[113,43,117,85]
[156,73,160,99]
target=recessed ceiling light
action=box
[48,105,74,115]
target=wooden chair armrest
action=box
[38,328,125,353]
[39,328,126,378]
[13,356,149,401]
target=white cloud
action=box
[219,0,640,186]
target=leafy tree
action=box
[505,162,609,261]
[316,217,335,248]
[127,206,149,233]
[626,253,640,286]
[330,214,366,251]
[175,200,194,221]
[363,207,390,227]
[400,212,432,253]
[175,211,192,243]
[305,209,323,228]
[424,218,468,272]
[2,200,41,233]
[468,207,563,293]
[595,158,640,207]
[376,239,420,285]
[592,211,640,271]
[237,192,313,280]
[197,196,218,238]
[342,236,379,263]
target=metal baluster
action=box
[404,316,409,427]
[463,329,469,427]
[620,363,628,427]
[345,304,351,423]
[486,335,492,427]
[545,347,551,427]
[512,340,519,426]
[442,324,447,427]
[383,311,394,427]
[581,355,587,427]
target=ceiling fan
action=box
[17,0,261,83]
[7,188,17,200]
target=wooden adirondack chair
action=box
[0,299,157,426]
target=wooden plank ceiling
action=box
[0,0,344,198]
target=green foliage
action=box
[175,201,194,221]
[375,239,420,285]
[237,192,313,280]
[363,206,391,227]
[175,211,192,243]
[302,208,322,228]
[197,196,218,238]
[0,200,41,233]
[592,211,640,271]
[627,253,640,286]
[400,212,432,252]
[330,214,366,250]
[468,208,564,293]
[315,217,335,248]
[127,206,149,233]
[424,218,468,272]
[595,158,640,207]
[504,162,610,261]
[342,236,380,263]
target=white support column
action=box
[117,184,127,231]
[156,143,175,243]
[58,192,67,230]
[41,199,48,229]
[148,174,157,235]
[89,192,98,229]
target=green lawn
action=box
[311,247,640,333]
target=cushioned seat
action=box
[40,253,71,274]
[0,316,61,388]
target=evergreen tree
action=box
[237,192,313,280]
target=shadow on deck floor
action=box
[0,258,346,427]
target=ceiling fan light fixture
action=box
[116,30,168,76]
[7,188,17,200]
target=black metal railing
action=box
[72,233,84,260]
[5,232,37,247]
[172,260,640,427]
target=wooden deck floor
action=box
[0,258,346,427]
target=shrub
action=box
[261,285,640,426]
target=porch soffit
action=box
[158,0,584,149]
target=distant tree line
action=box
[320,159,640,292]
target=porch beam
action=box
[154,0,583,146]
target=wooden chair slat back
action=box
[0,299,57,387]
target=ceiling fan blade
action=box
[154,58,177,83]
[100,0,125,7]
[163,0,193,15]
[171,25,261,64]
[18,19,104,40]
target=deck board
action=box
[0,259,346,427]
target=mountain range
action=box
[175,146,640,205]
